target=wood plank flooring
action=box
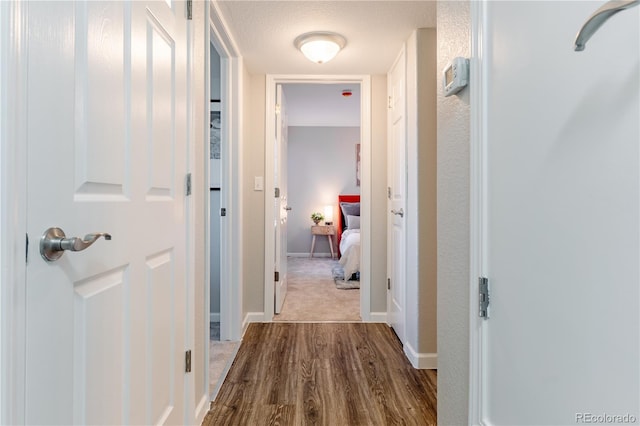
[202,322,437,425]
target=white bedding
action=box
[339,229,360,278]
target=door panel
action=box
[387,50,406,342]
[25,1,189,424]
[481,2,639,424]
[274,84,289,314]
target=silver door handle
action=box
[391,208,404,218]
[574,0,639,51]
[40,227,112,262]
[283,206,292,211]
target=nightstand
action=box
[310,225,336,259]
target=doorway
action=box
[273,83,362,321]
[263,75,374,322]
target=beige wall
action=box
[369,74,388,313]
[240,73,388,319]
[437,1,471,424]
[417,29,438,354]
[242,73,266,315]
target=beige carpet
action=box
[273,257,361,322]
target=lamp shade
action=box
[324,205,334,223]
[294,32,346,64]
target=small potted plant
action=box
[311,212,324,225]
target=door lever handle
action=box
[390,208,404,218]
[40,227,112,262]
[574,0,639,51]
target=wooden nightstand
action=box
[310,225,336,259]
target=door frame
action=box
[1,1,28,423]
[263,74,372,321]
[469,1,489,423]
[208,1,243,343]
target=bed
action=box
[337,195,361,281]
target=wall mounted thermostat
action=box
[442,57,469,97]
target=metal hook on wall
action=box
[574,0,639,51]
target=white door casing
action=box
[470,1,639,424]
[274,84,289,314]
[263,75,372,322]
[387,49,407,342]
[25,1,190,424]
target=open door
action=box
[274,84,290,314]
[24,1,191,424]
[387,50,407,342]
[473,2,639,424]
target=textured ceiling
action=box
[215,1,437,75]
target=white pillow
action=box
[346,215,360,230]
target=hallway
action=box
[203,322,437,425]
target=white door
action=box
[25,1,190,424]
[387,50,406,342]
[274,84,289,314]
[478,1,639,424]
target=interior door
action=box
[387,50,406,342]
[479,1,639,424]
[25,1,190,424]
[274,84,289,314]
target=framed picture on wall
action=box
[210,100,221,188]
[356,143,361,186]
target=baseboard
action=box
[287,252,333,258]
[194,393,209,425]
[242,312,265,335]
[209,312,220,323]
[366,312,388,322]
[403,342,437,369]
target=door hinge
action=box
[388,95,392,109]
[220,207,226,217]
[185,350,192,373]
[186,173,192,196]
[274,271,280,282]
[274,187,280,198]
[387,187,392,199]
[186,0,193,20]
[275,103,281,115]
[25,233,29,263]
[479,277,490,319]
[387,278,391,290]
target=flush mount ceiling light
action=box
[294,32,346,64]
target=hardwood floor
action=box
[203,323,437,425]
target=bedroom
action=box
[274,83,363,321]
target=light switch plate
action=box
[254,176,264,191]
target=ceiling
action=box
[283,83,361,127]
[215,1,437,75]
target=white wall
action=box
[287,126,360,255]
[437,2,471,425]
[209,44,220,101]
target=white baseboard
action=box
[403,342,437,369]
[209,312,220,323]
[366,312,388,322]
[287,252,333,258]
[195,393,209,425]
[242,312,265,335]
